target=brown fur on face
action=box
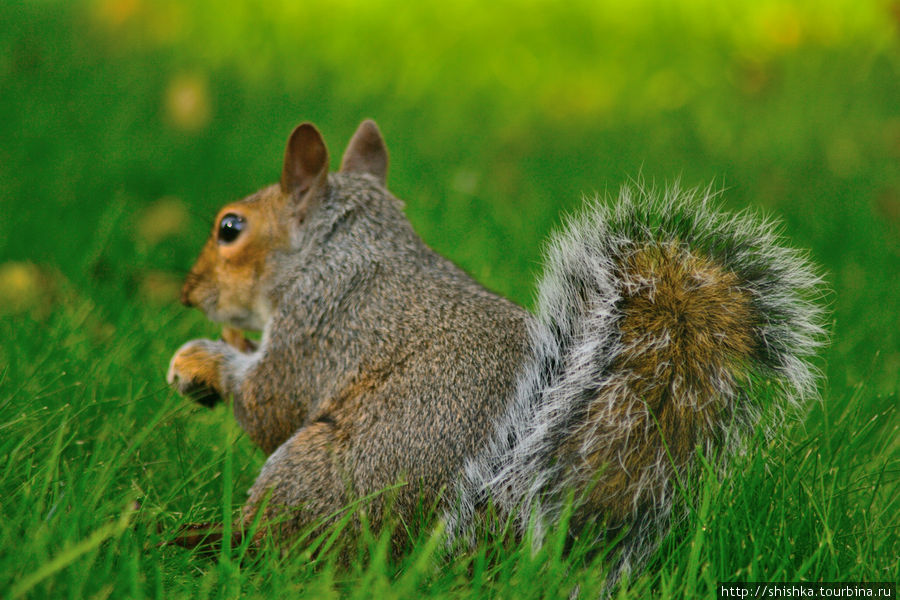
[181,185,291,330]
[567,243,755,526]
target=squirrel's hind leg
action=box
[241,420,350,551]
[165,422,349,557]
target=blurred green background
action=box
[3,0,899,392]
[1,0,898,596]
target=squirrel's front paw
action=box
[167,339,226,408]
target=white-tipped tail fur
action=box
[448,183,826,579]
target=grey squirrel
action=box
[166,120,825,578]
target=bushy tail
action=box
[449,184,826,577]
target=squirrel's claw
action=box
[177,379,222,408]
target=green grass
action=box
[1,0,898,597]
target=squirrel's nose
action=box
[180,282,195,307]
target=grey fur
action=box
[181,172,532,541]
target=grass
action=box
[1,0,898,597]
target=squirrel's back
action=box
[259,171,533,521]
[451,184,825,576]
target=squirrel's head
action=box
[180,119,389,330]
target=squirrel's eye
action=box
[218,213,246,244]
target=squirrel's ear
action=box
[340,119,388,185]
[281,123,330,197]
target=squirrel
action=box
[165,119,825,579]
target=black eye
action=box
[217,213,245,244]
